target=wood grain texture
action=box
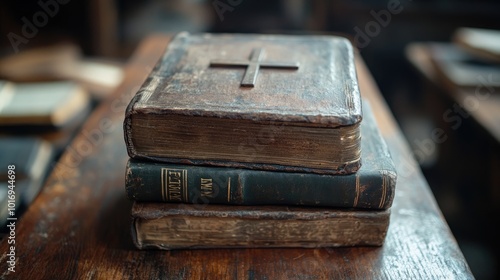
[0,35,473,280]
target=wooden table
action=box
[0,35,473,279]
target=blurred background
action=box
[1,0,499,279]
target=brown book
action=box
[124,32,363,175]
[131,202,390,250]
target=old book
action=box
[124,32,362,175]
[453,27,500,64]
[125,101,396,210]
[0,80,92,129]
[0,137,54,230]
[426,42,500,91]
[131,203,390,250]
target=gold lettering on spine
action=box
[162,168,188,202]
[200,178,213,197]
[169,171,182,201]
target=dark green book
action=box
[125,102,397,210]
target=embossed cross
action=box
[210,48,299,87]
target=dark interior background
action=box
[1,1,499,279]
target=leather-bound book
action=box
[124,32,362,175]
[131,202,390,250]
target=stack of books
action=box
[122,32,397,250]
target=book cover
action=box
[125,101,396,210]
[131,202,390,250]
[124,32,363,175]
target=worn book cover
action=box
[125,101,396,210]
[131,202,390,250]
[124,32,362,175]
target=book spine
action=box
[125,160,396,209]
